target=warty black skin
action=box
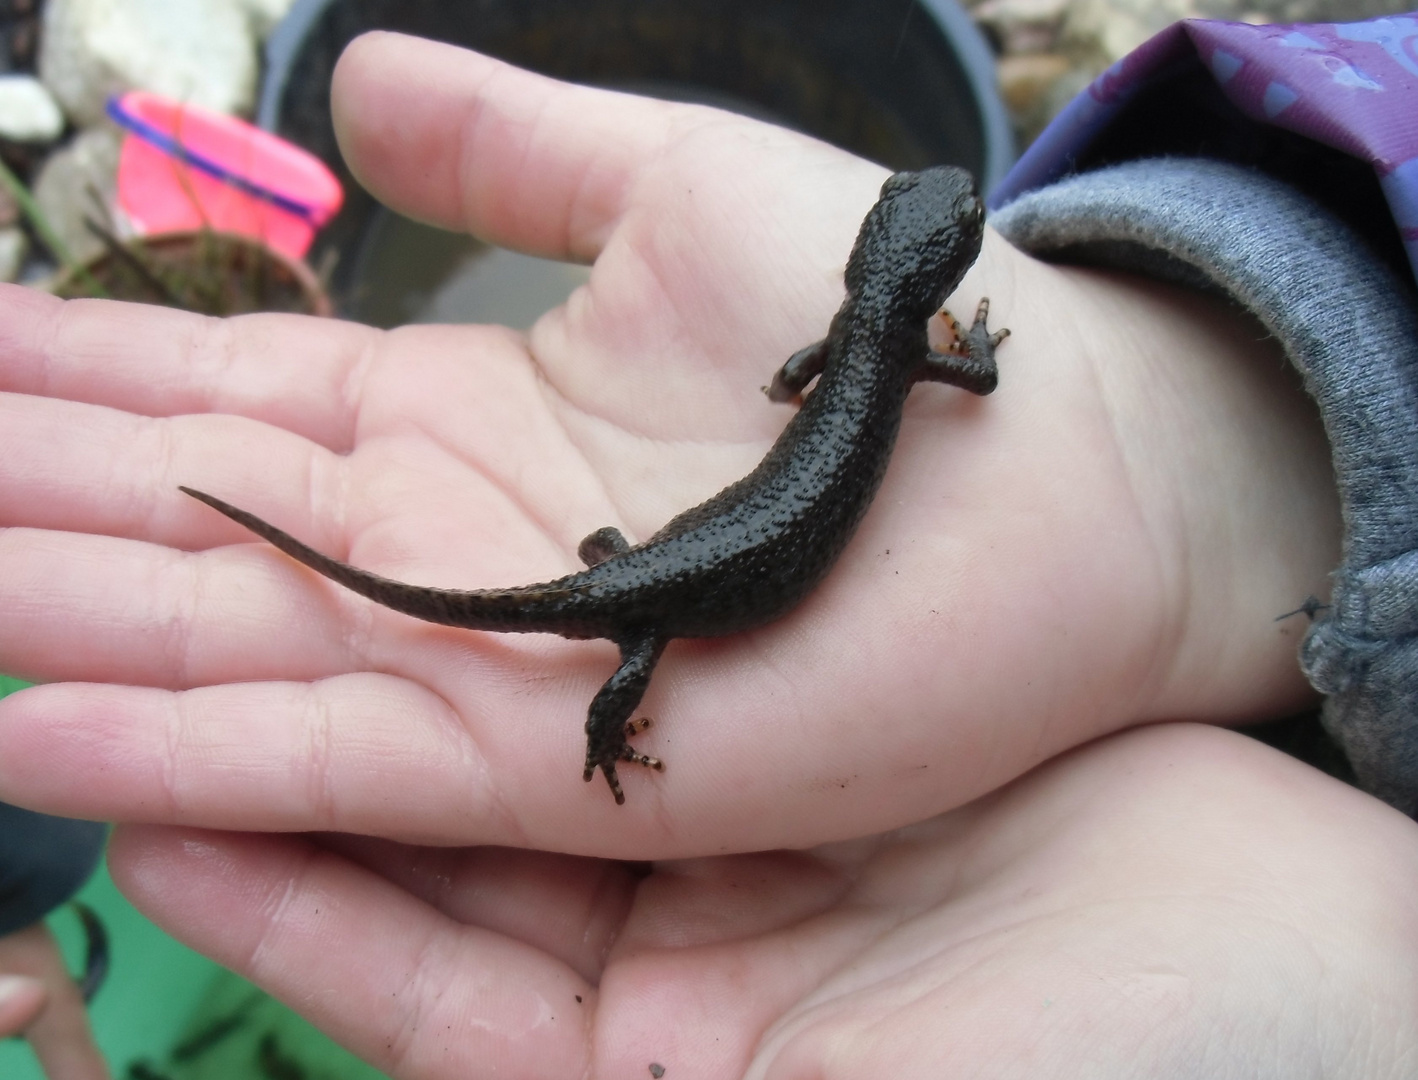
[182,165,1009,804]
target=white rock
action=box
[32,125,122,267]
[0,226,28,282]
[39,0,259,127]
[0,75,65,143]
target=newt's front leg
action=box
[584,630,667,803]
[918,297,1008,395]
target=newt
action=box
[182,166,1007,804]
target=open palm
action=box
[0,33,1336,856]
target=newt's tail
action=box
[179,487,603,638]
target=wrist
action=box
[1085,267,1341,719]
[952,231,1339,723]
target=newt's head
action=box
[845,167,985,322]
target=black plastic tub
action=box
[259,0,1012,325]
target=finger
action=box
[0,316,617,558]
[0,595,736,854]
[0,285,375,444]
[0,636,761,856]
[332,31,683,262]
[108,825,593,1079]
[0,528,366,688]
[0,974,45,1035]
[22,979,109,1080]
[0,924,109,1080]
[313,835,638,983]
[0,674,551,843]
[0,392,325,545]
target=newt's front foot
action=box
[584,718,664,805]
[919,296,1007,395]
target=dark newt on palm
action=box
[182,166,1008,804]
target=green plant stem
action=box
[0,153,109,298]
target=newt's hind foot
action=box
[579,525,630,566]
[619,717,664,772]
[765,338,830,403]
[584,723,664,805]
[583,632,667,804]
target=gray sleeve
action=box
[990,157,1418,815]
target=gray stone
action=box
[31,125,122,267]
[39,0,259,128]
[0,75,65,143]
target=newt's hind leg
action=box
[765,338,830,403]
[584,630,667,804]
[918,297,1008,396]
[579,526,630,567]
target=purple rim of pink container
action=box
[106,94,329,226]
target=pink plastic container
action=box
[109,91,343,260]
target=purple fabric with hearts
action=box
[989,14,1418,282]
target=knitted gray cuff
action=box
[991,157,1418,814]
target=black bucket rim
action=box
[257,0,1014,192]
